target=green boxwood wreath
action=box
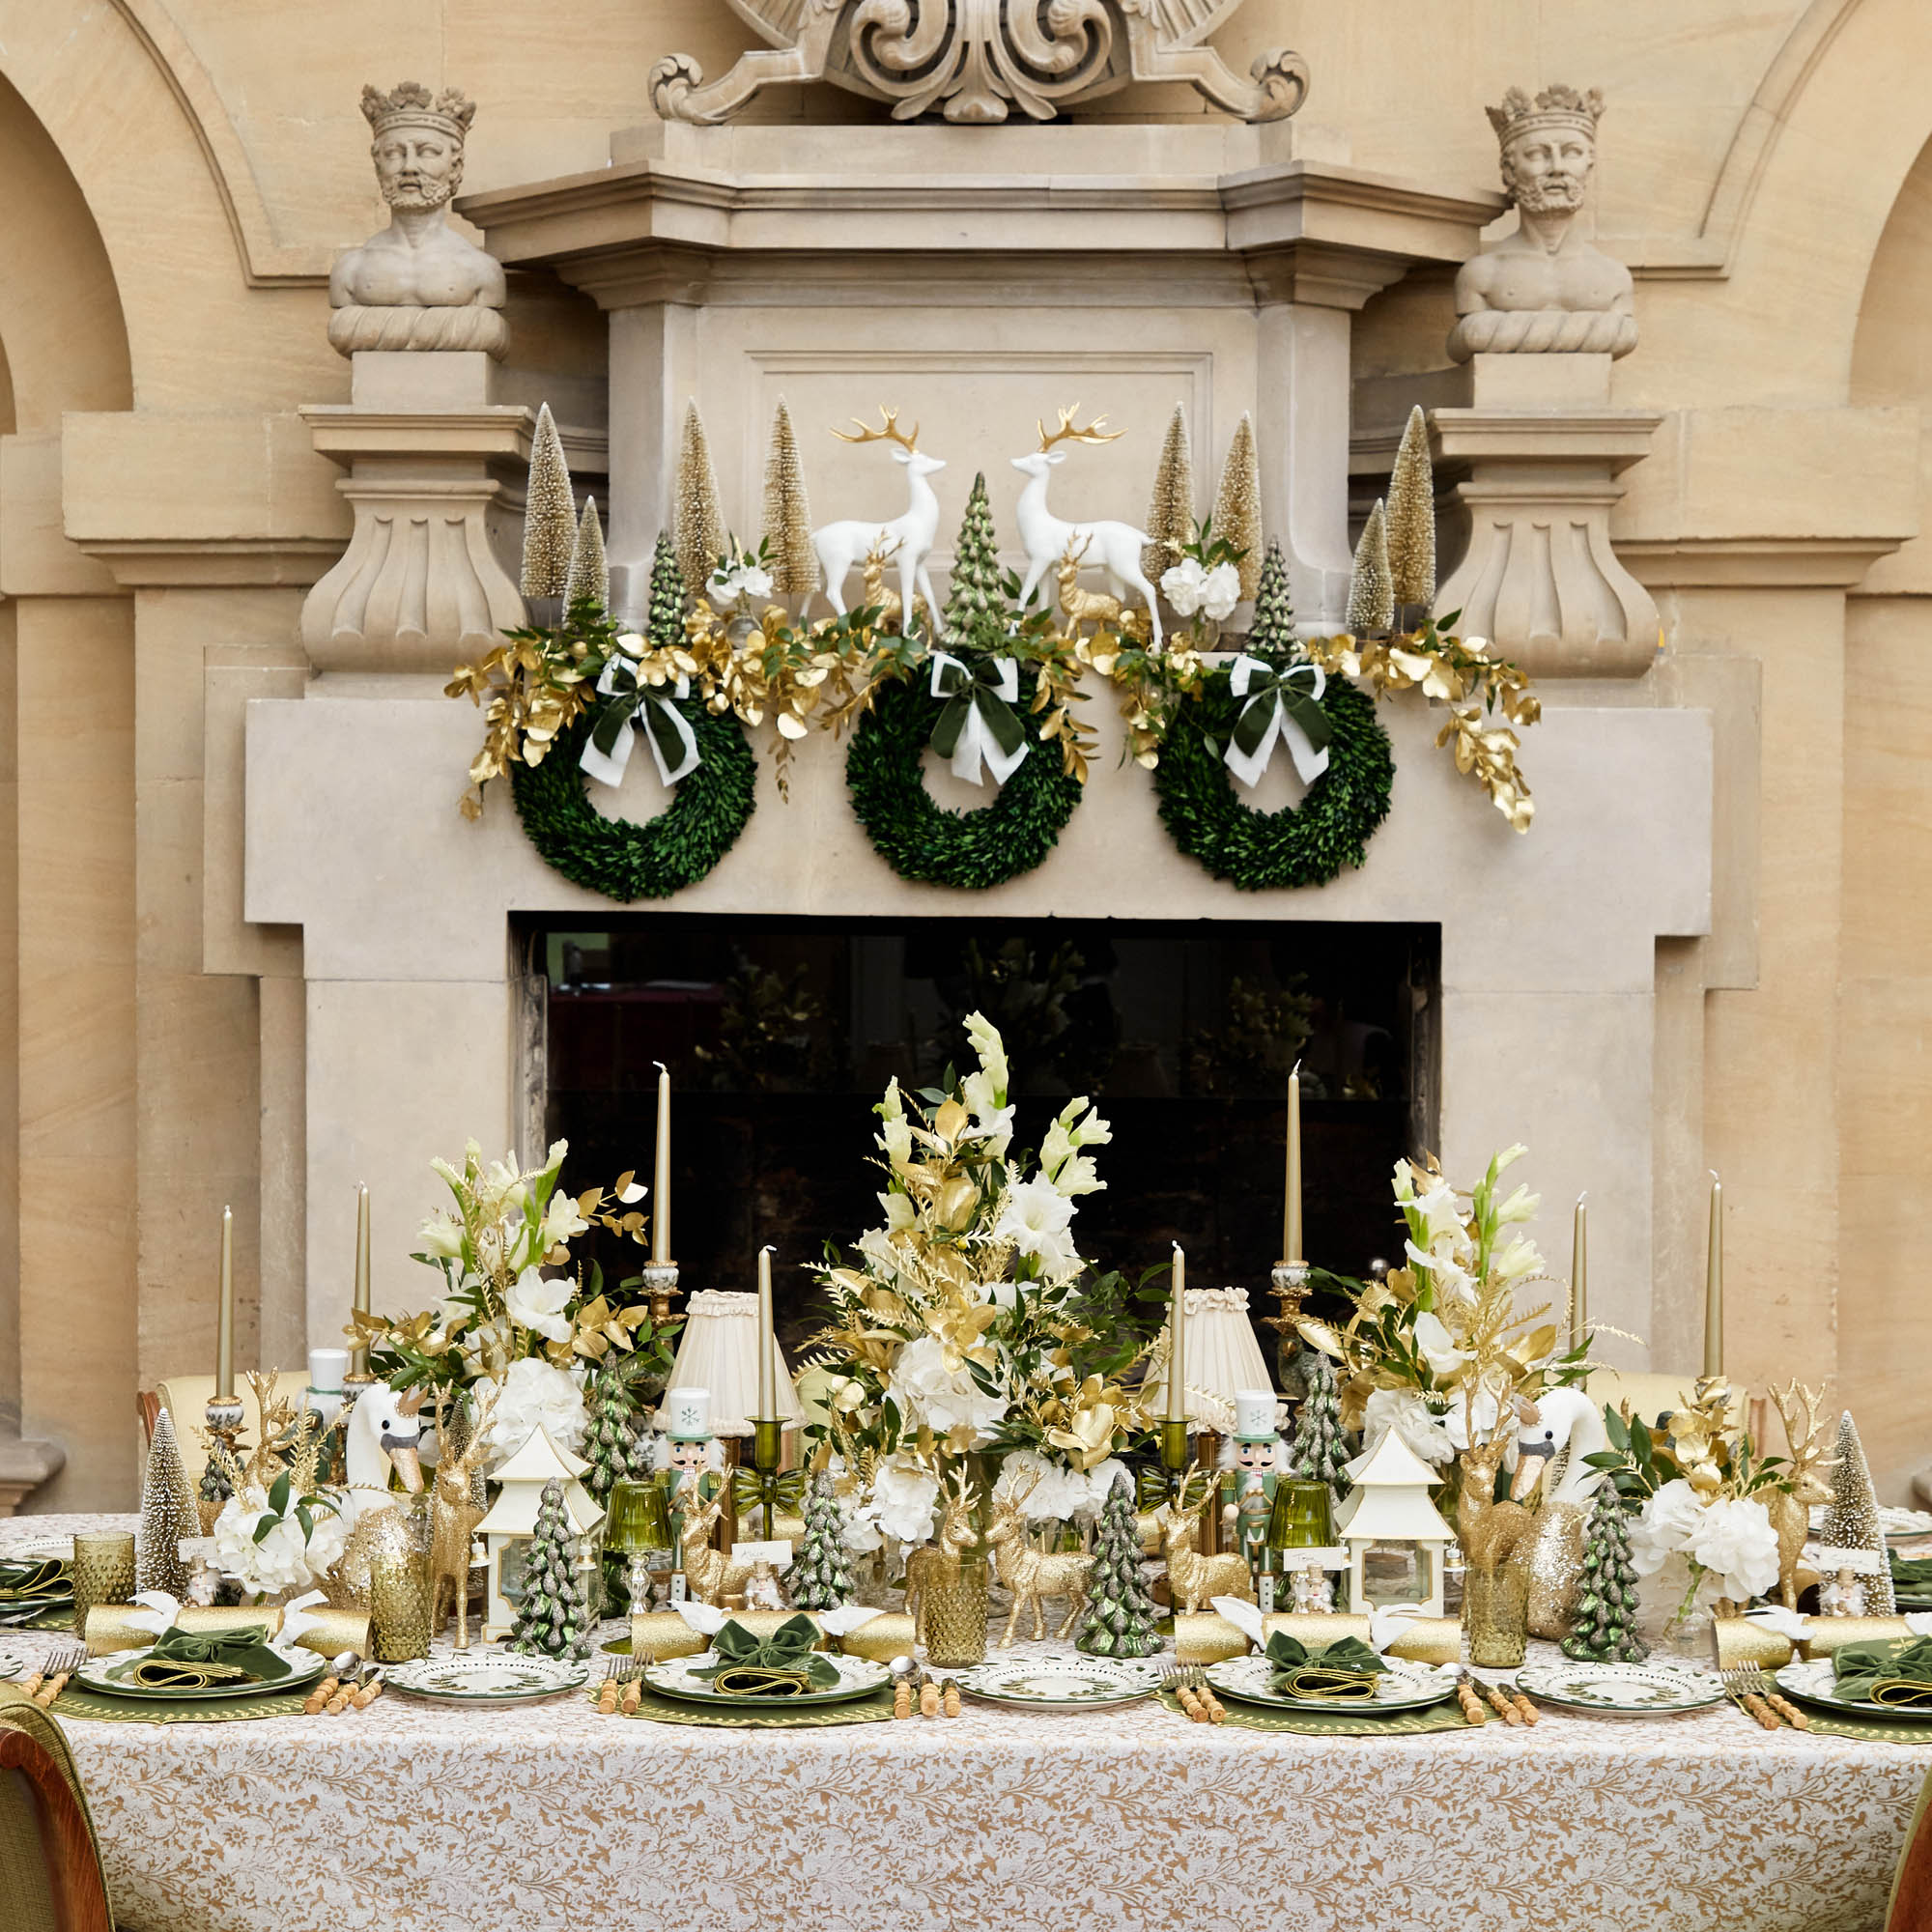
[846,671,1084,889]
[510,703,756,900]
[1154,669,1394,890]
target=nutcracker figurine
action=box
[651,1384,726,1550]
[1220,1388,1290,1579]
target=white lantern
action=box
[471,1425,606,1640]
[1332,1430,1455,1619]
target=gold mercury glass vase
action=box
[369,1496,436,1662]
[922,1561,989,1669]
[1463,1560,1530,1667]
[71,1531,136,1636]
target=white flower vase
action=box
[1636,1550,1722,1661]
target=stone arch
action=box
[0,69,136,1510]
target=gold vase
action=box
[369,1497,435,1662]
[923,1562,989,1668]
[71,1532,135,1636]
[1463,1561,1529,1667]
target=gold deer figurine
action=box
[431,1384,498,1643]
[985,1479,1094,1646]
[1054,535,1125,639]
[1765,1379,1836,1610]
[678,1487,757,1607]
[904,1467,980,1646]
[1159,1493,1254,1614]
[1455,1396,1549,1577]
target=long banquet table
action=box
[8,1515,1926,1932]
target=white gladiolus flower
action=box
[1051,1153,1104,1199]
[1411,1310,1470,1379]
[1494,1183,1540,1226]
[540,1188,589,1249]
[505,1266,574,1344]
[963,1011,1009,1101]
[1492,1236,1544,1283]
[1630,1478,1707,1577]
[1198,561,1241,621]
[1161,556,1208,615]
[995,1176,1082,1280]
[886,1335,1008,1438]
[1689,1496,1781,1601]
[417,1213,465,1260]
[484,1356,589,1464]
[960,1068,1015,1149]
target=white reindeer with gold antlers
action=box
[811,408,946,629]
[1011,405,1164,648]
[985,1478,1094,1647]
[903,1467,980,1646]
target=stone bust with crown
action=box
[1449,84,1636,362]
[327,81,508,359]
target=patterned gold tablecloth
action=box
[7,1515,1926,1932]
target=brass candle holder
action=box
[638,1260,683,1329]
[198,1393,245,1533]
[747,1417,783,1542]
[1264,1260,1312,1400]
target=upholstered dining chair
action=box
[1889,1764,1932,1932]
[0,1693,114,1931]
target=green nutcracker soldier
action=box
[651,1384,726,1591]
[1219,1388,1290,1586]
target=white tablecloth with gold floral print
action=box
[8,1516,1927,1932]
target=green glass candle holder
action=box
[1267,1478,1333,1553]
[607,1477,674,1612]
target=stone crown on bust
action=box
[360,81,476,141]
[1485,83,1604,149]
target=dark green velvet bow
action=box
[1833,1635,1932,1707]
[0,1558,71,1604]
[928,653,1026,783]
[1264,1630,1387,1701]
[1228,659,1331,770]
[692,1614,838,1696]
[582,655,700,789]
[110,1624,292,1690]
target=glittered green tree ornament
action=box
[646,530,688,648]
[1212,412,1263,600]
[1074,1473,1161,1658]
[784,1472,856,1611]
[675,402,726,600]
[508,1478,592,1660]
[1142,403,1194,586]
[943,472,1004,653]
[762,398,816,598]
[1249,538,1294,653]
[582,1357,643,1508]
[1560,1484,1648,1662]
[521,401,577,600]
[1346,498,1394,635]
[563,496,610,615]
[1385,406,1436,614]
[1822,1410,1895,1615]
[1289,1350,1350,1500]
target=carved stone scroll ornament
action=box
[328,82,509,360]
[649,0,1308,126]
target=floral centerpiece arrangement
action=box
[803,1012,1157,1548]
[353,1139,676,1465]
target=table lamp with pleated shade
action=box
[1157,1286,1275,1435]
[661,1289,804,1436]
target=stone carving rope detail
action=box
[650,0,1308,126]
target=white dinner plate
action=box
[955,1657,1162,1707]
[1775,1657,1932,1721]
[1515,1661,1723,1716]
[78,1642,326,1702]
[1205,1653,1459,1711]
[384,1654,589,1703]
[642,1650,889,1706]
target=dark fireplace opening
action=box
[526,914,1439,1362]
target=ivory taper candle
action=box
[1570,1194,1587,1350]
[215,1206,235,1400]
[351,1183,371,1377]
[652,1061,671,1263]
[1284,1061,1303,1263]
[1167,1243,1186,1424]
[1703,1171,1723,1378]
[756,1244,776,1421]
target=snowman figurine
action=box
[1219,1387,1290,1580]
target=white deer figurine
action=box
[811,408,945,632]
[1011,405,1164,649]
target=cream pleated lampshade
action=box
[1158,1286,1274,1434]
[662,1289,804,1436]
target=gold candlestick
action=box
[1570,1193,1587,1351]
[351,1182,371,1378]
[215,1205,235,1400]
[1703,1171,1723,1378]
[1283,1062,1303,1263]
[652,1061,672,1264]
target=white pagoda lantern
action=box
[1332,1430,1454,1618]
[472,1426,606,1640]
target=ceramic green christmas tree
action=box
[646,530,687,648]
[1289,1349,1351,1500]
[508,1478,592,1659]
[582,1357,644,1507]
[943,472,1003,652]
[1074,1474,1161,1658]
[783,1472,856,1611]
[1561,1485,1648,1662]
[1249,538,1294,654]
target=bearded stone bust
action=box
[1449,85,1636,362]
[328,83,508,358]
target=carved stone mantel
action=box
[465,123,1501,628]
